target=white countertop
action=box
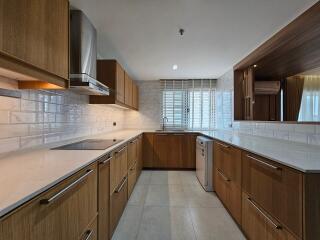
[1,129,320,219]
[0,130,143,219]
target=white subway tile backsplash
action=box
[0,78,126,154]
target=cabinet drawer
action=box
[128,161,137,197]
[214,166,242,225]
[128,138,138,169]
[242,192,297,240]
[214,141,241,186]
[79,217,97,240]
[110,176,128,236]
[242,152,303,238]
[0,163,97,240]
[110,145,128,194]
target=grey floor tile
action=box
[145,184,187,206]
[128,184,149,206]
[137,206,197,240]
[150,171,182,185]
[136,171,152,185]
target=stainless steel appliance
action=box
[53,139,122,150]
[69,10,109,95]
[196,136,214,191]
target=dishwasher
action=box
[196,136,214,191]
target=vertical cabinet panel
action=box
[128,139,138,170]
[181,134,197,169]
[132,82,139,110]
[98,156,110,240]
[0,0,69,79]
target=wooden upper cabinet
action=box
[0,0,69,88]
[125,73,133,106]
[132,82,139,110]
[90,60,139,110]
[116,63,125,103]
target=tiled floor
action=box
[112,170,246,240]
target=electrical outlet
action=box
[113,122,116,126]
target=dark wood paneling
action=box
[142,133,154,168]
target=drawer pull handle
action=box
[100,155,112,165]
[247,197,282,230]
[216,142,230,149]
[40,169,94,205]
[116,176,127,193]
[247,155,281,170]
[130,139,137,144]
[217,169,230,182]
[115,146,126,154]
[83,230,93,240]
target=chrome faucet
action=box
[162,117,168,131]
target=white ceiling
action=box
[70,0,318,80]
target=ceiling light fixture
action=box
[172,64,178,70]
[253,64,258,68]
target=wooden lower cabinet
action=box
[128,138,138,170]
[98,155,110,240]
[80,217,98,240]
[110,177,128,236]
[213,141,242,224]
[242,192,297,240]
[137,134,143,175]
[148,133,197,169]
[110,145,128,193]
[0,163,97,240]
[128,161,137,197]
[143,133,154,168]
[242,152,303,238]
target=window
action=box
[161,79,216,130]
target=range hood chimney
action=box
[69,10,109,95]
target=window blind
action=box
[160,79,217,130]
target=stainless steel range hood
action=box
[70,10,109,95]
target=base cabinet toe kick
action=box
[213,141,317,240]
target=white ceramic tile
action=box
[294,124,316,134]
[0,124,29,138]
[0,137,20,153]
[0,96,20,111]
[20,135,43,148]
[0,111,10,124]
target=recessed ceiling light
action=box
[172,64,178,70]
[253,64,258,68]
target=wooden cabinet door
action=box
[110,177,128,237]
[242,192,297,240]
[181,134,197,169]
[132,82,139,109]
[153,134,168,168]
[242,152,303,238]
[125,73,133,106]
[0,163,97,240]
[79,217,98,240]
[98,155,110,240]
[214,142,242,224]
[128,138,138,170]
[143,133,154,168]
[110,152,121,194]
[116,63,125,103]
[167,134,183,168]
[0,0,69,79]
[128,161,137,197]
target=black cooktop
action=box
[53,139,123,150]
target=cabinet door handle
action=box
[40,169,94,205]
[83,229,93,240]
[115,176,127,193]
[130,139,137,144]
[217,169,230,182]
[173,133,184,136]
[115,146,126,154]
[156,134,168,136]
[247,197,282,229]
[100,155,112,165]
[216,142,230,149]
[247,155,281,170]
